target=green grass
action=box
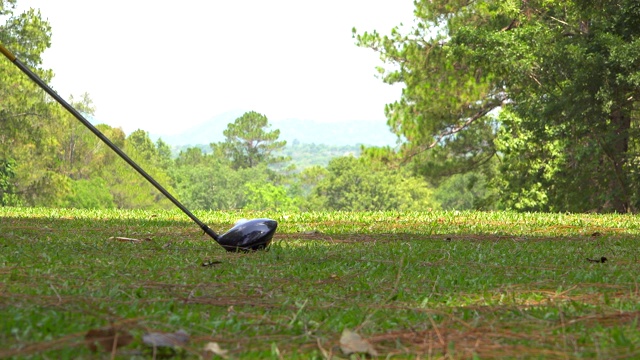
[1,207,640,358]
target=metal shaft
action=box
[0,43,220,241]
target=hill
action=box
[149,111,399,147]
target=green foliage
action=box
[0,158,20,206]
[174,146,206,167]
[1,1,496,212]
[0,2,183,211]
[171,146,287,210]
[56,93,100,180]
[243,182,297,211]
[277,141,363,169]
[154,138,173,170]
[221,111,288,169]
[99,130,175,210]
[356,0,640,213]
[434,170,498,210]
[127,129,159,164]
[484,0,640,213]
[354,5,500,179]
[313,156,439,211]
[0,0,493,213]
[0,0,17,16]
[0,6,51,66]
[296,165,328,197]
[20,171,71,207]
[63,177,115,209]
[0,2,64,206]
[171,159,245,210]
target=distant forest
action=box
[172,141,363,169]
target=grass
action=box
[1,207,640,358]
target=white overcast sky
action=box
[16,1,415,134]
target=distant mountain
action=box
[149,111,399,147]
[149,111,241,146]
[271,118,398,147]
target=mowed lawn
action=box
[1,207,640,358]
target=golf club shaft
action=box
[0,44,220,241]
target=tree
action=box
[63,177,115,209]
[171,153,286,210]
[127,129,164,165]
[434,170,498,210]
[312,156,439,211]
[0,3,71,206]
[0,158,21,206]
[243,182,297,211]
[356,0,640,213]
[221,111,288,169]
[93,127,174,209]
[57,93,99,179]
[175,147,206,167]
[171,160,245,210]
[155,138,173,170]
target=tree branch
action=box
[400,100,501,165]
[1,112,46,119]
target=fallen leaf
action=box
[143,329,189,348]
[85,327,133,352]
[204,342,229,359]
[339,328,378,357]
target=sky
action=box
[16,0,415,135]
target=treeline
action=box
[4,0,640,213]
[173,141,364,169]
[0,2,464,213]
[0,105,447,211]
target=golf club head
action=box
[216,218,277,252]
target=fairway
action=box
[1,208,640,358]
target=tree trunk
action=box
[603,108,632,213]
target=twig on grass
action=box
[288,299,309,327]
[426,313,446,348]
[108,236,149,243]
[49,283,62,304]
[386,256,406,303]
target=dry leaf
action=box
[204,342,229,359]
[339,328,378,357]
[85,327,133,352]
[143,329,190,348]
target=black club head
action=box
[216,218,277,252]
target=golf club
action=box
[0,43,277,252]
